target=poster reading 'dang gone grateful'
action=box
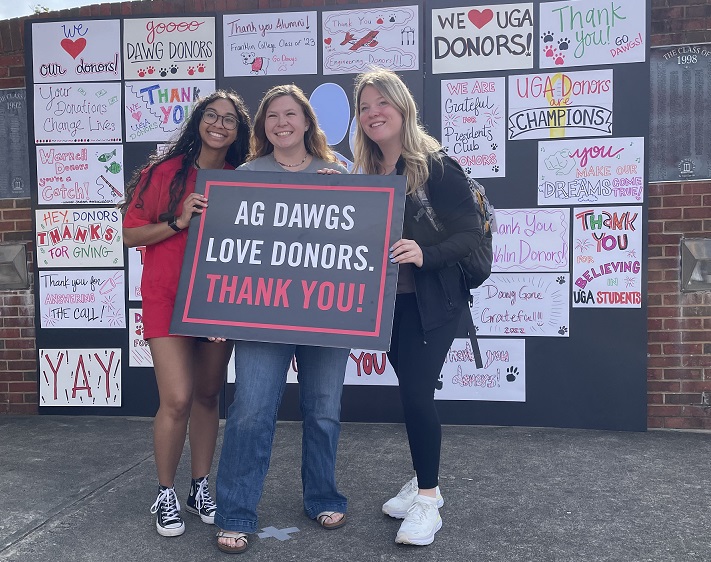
[171,170,406,350]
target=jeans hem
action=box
[214,515,257,534]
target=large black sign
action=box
[170,170,406,350]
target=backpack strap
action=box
[463,305,483,369]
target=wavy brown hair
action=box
[118,90,251,219]
[249,84,336,163]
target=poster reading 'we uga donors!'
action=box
[572,206,643,308]
[322,6,419,74]
[32,20,121,83]
[432,3,534,74]
[223,12,318,76]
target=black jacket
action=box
[397,153,484,333]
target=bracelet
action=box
[167,216,183,232]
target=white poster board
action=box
[127,245,145,301]
[129,309,153,367]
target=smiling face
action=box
[198,98,239,153]
[358,84,403,153]
[264,94,309,154]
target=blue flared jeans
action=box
[215,340,349,533]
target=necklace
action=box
[274,153,309,168]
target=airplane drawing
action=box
[340,30,379,50]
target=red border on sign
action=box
[181,181,395,338]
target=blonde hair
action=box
[249,84,336,163]
[352,68,441,194]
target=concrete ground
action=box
[0,416,710,562]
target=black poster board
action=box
[650,44,711,182]
[0,88,30,199]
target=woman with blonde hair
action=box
[214,84,350,554]
[353,68,484,545]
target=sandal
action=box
[317,511,347,530]
[216,530,249,554]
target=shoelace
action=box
[405,499,434,524]
[194,478,217,514]
[150,487,182,523]
[396,478,418,499]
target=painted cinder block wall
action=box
[0,0,710,428]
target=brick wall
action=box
[1,0,710,428]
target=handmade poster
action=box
[129,309,152,367]
[441,77,505,178]
[223,11,318,76]
[0,88,30,199]
[127,245,145,301]
[345,349,397,386]
[35,208,123,268]
[123,17,216,80]
[34,83,122,144]
[36,144,124,205]
[539,0,646,69]
[32,20,121,83]
[124,80,215,142]
[437,338,525,401]
[471,273,570,337]
[38,270,125,329]
[432,3,534,74]
[493,208,570,272]
[39,348,122,406]
[572,205,642,308]
[508,69,613,140]
[538,137,645,206]
[170,170,406,350]
[322,5,419,75]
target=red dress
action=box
[123,156,234,339]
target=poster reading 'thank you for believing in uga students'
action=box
[170,170,406,350]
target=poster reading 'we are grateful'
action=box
[123,17,216,80]
[441,77,506,178]
[32,20,121,83]
[223,12,318,76]
[431,3,534,74]
[322,6,419,74]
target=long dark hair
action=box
[119,90,251,219]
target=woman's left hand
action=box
[390,238,423,268]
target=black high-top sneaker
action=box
[150,485,185,537]
[186,475,217,524]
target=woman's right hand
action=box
[177,192,208,229]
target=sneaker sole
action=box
[382,497,444,519]
[185,505,215,525]
[155,519,185,537]
[395,517,442,546]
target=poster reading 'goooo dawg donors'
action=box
[171,170,406,350]
[432,3,534,74]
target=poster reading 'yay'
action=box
[34,83,122,144]
[572,206,642,308]
[224,12,318,76]
[539,0,646,69]
[123,17,215,80]
[493,208,570,272]
[471,273,570,337]
[124,80,215,142]
[38,270,125,329]
[441,77,505,178]
[538,137,645,206]
[322,6,419,75]
[508,69,613,140]
[32,20,121,83]
[432,3,534,74]
[36,145,124,205]
[35,208,123,268]
[39,349,121,406]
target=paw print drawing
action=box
[541,31,554,43]
[465,167,472,175]
[443,145,450,153]
[491,143,498,150]
[554,53,565,66]
[197,63,206,73]
[146,65,155,74]
[187,66,195,76]
[506,367,518,382]
[543,45,556,58]
[558,326,568,336]
[492,165,499,173]
[159,67,168,77]
[137,68,146,77]
[556,276,566,284]
[169,64,179,74]
[557,38,570,51]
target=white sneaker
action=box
[395,495,442,546]
[382,477,444,519]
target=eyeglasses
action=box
[202,109,238,130]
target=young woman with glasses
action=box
[120,90,251,538]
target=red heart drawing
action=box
[131,111,142,122]
[324,38,332,45]
[60,38,87,59]
[468,9,494,29]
